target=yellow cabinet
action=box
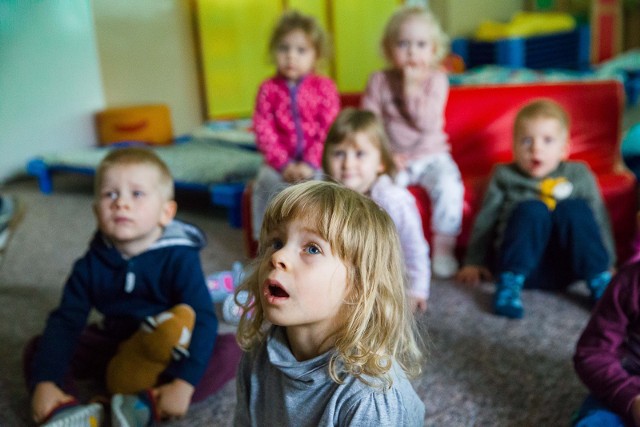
[197,0,402,118]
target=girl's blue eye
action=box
[132,190,144,198]
[104,191,118,200]
[305,244,321,255]
[520,137,532,146]
[271,239,284,250]
[397,40,409,48]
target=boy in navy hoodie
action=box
[25,148,239,426]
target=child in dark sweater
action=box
[25,148,240,426]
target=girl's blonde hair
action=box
[236,180,424,387]
[268,10,331,67]
[322,108,397,178]
[381,6,449,66]
[513,99,570,139]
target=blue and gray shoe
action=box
[42,402,103,427]
[587,271,612,302]
[111,391,154,427]
[493,272,525,319]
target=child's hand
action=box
[409,297,428,314]
[282,162,314,183]
[31,381,74,424]
[152,378,194,420]
[456,265,492,286]
[393,153,409,171]
[402,64,430,94]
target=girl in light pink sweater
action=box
[362,6,463,279]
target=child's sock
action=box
[431,233,459,278]
[587,271,612,302]
[111,390,156,427]
[41,401,103,427]
[494,272,525,319]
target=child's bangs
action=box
[260,183,354,256]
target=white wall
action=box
[93,0,203,137]
[0,0,105,182]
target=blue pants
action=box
[498,199,609,290]
[573,395,626,426]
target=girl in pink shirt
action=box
[362,6,463,279]
[251,10,340,240]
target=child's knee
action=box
[511,200,549,220]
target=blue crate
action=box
[452,25,590,71]
[624,69,640,106]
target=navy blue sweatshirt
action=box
[30,220,217,389]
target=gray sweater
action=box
[464,161,615,267]
[234,327,425,426]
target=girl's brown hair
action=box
[268,10,331,67]
[322,107,397,178]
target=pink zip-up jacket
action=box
[361,69,450,160]
[253,74,340,172]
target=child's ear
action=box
[160,200,178,226]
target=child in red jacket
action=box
[251,10,340,241]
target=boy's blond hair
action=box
[268,10,331,67]
[236,180,424,387]
[95,147,174,200]
[513,99,570,140]
[381,6,449,66]
[322,107,397,177]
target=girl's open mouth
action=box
[264,280,290,302]
[269,283,289,298]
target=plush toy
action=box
[106,304,195,395]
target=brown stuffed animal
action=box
[106,304,196,394]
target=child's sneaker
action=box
[493,272,525,319]
[587,271,612,302]
[207,261,244,303]
[111,391,155,427]
[41,402,103,427]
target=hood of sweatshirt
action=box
[89,219,207,270]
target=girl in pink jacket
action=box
[251,10,340,240]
